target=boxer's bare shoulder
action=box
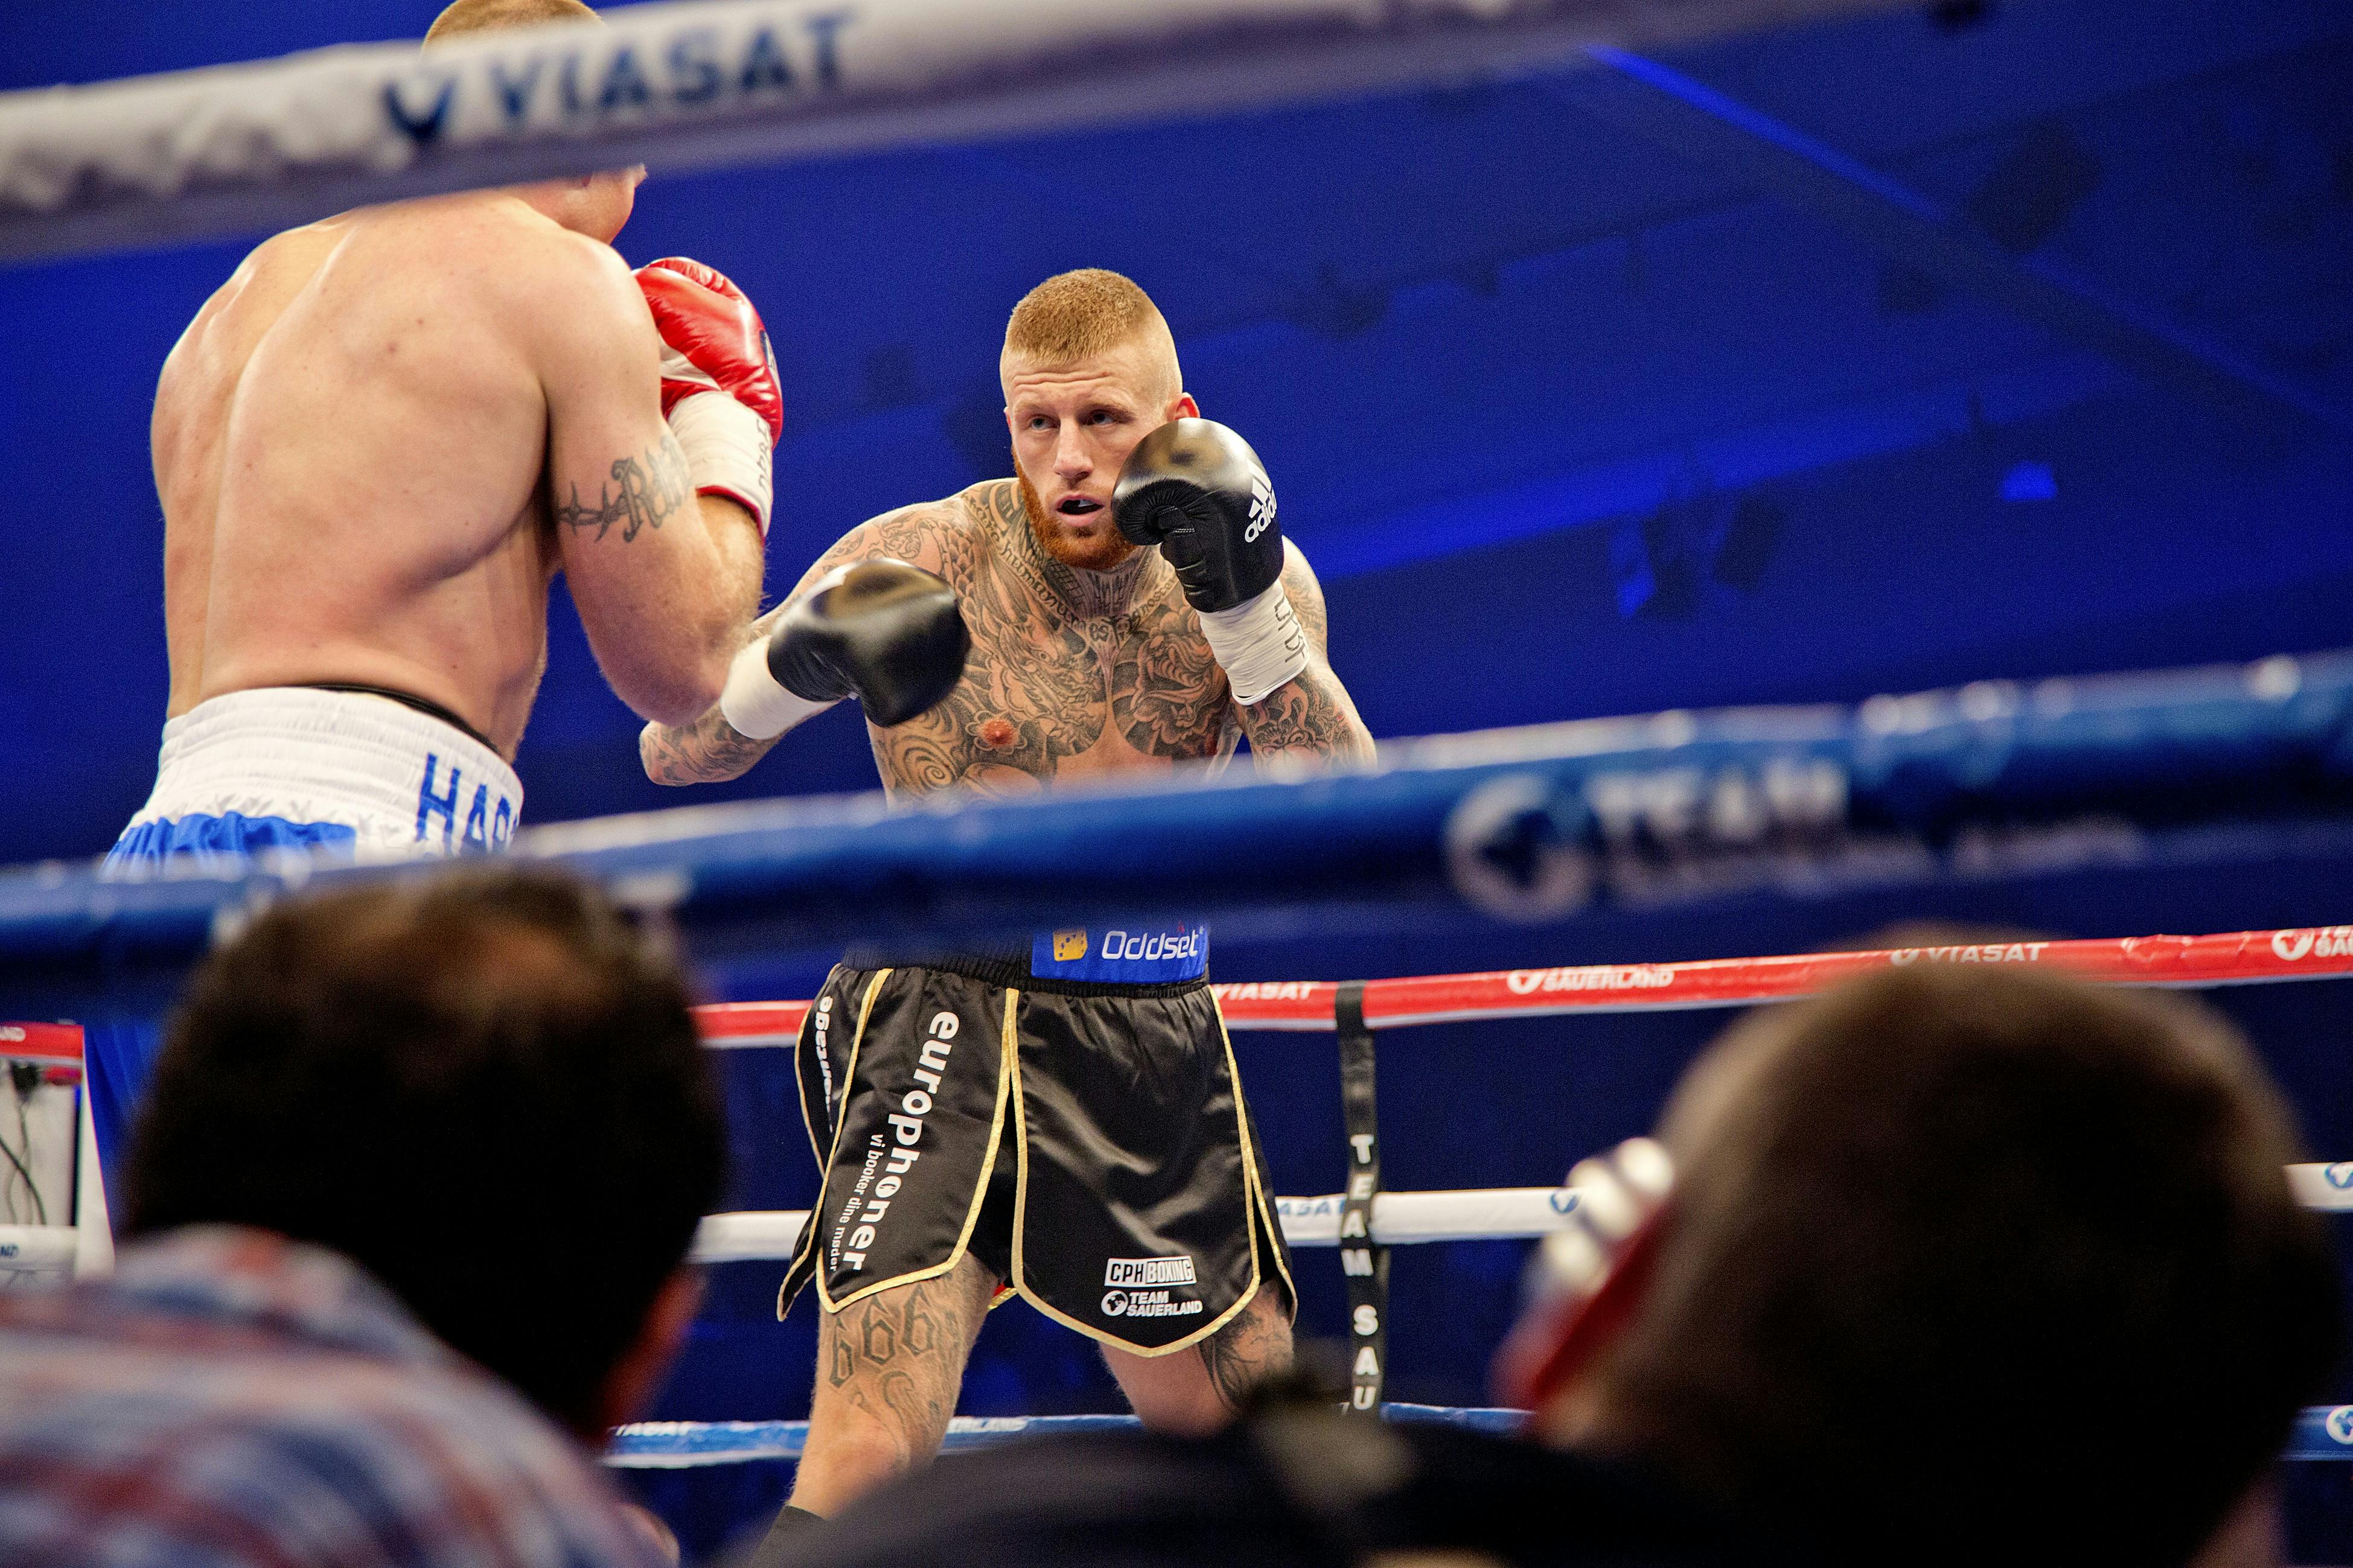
[155,192,663,748]
[844,488,982,584]
[152,220,348,712]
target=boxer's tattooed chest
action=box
[871,484,1234,797]
[1107,599,1232,760]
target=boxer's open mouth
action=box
[1057,497,1103,517]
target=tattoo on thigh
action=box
[1201,1301,1291,1413]
[823,1278,975,1435]
[555,433,693,543]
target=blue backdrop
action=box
[5,0,2352,1558]
[3,0,2349,864]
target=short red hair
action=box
[424,0,599,46]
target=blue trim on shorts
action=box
[91,812,360,1192]
[82,1018,159,1208]
[106,813,359,873]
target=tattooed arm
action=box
[538,240,764,724]
[1233,544,1374,768]
[639,498,965,785]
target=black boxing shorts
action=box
[777,931,1294,1356]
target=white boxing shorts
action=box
[104,687,522,873]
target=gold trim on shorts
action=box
[812,980,1016,1315]
[1006,990,1265,1358]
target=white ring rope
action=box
[689,1167,2353,1264]
[0,1224,76,1273]
[0,0,1898,265]
[27,1162,2337,1274]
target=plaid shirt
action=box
[0,1226,665,1567]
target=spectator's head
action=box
[125,867,726,1439]
[1518,966,2339,1566]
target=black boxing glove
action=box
[1113,418,1307,704]
[719,559,969,735]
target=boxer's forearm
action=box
[628,494,764,727]
[641,703,781,785]
[1233,547,1372,768]
[639,588,806,785]
[700,494,767,629]
[1237,660,1373,766]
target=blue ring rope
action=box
[608,1403,1527,1465]
[606,1403,2353,1467]
[10,651,2353,1012]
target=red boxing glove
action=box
[635,256,784,535]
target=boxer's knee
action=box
[792,1417,917,1514]
[1107,1289,1292,1435]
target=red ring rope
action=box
[693,923,2353,1041]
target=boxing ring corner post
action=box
[73,1069,113,1278]
[0,1022,103,1281]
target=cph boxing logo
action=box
[1105,1255,1197,1288]
[1100,1255,1203,1320]
[1244,473,1275,544]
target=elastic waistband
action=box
[842,951,1213,999]
[304,682,498,754]
[130,687,522,857]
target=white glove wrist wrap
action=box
[718,637,836,741]
[1199,580,1309,706]
[668,390,774,537]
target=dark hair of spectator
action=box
[1586,965,2340,1567]
[124,867,726,1432]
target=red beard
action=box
[1019,472,1137,573]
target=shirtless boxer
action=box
[112,0,777,872]
[639,269,1374,1538]
[89,0,791,1185]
